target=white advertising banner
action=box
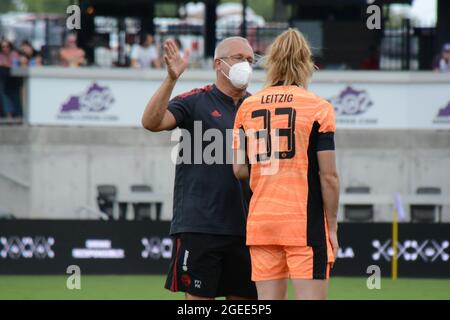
[27,73,450,130]
[28,77,210,127]
[308,82,450,130]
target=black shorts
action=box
[165,232,257,299]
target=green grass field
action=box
[1,276,449,300]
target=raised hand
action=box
[164,39,190,81]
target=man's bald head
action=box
[214,37,253,60]
[213,37,254,91]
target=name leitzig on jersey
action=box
[261,93,294,104]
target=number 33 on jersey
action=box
[232,84,336,247]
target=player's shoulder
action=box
[240,86,277,107]
[173,84,215,102]
[291,86,319,101]
[295,87,332,110]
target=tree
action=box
[0,0,17,13]
[9,0,72,14]
[221,0,275,22]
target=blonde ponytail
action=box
[265,28,315,88]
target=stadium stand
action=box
[344,186,374,222]
[410,187,442,223]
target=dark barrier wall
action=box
[0,221,449,277]
[0,220,172,275]
[334,223,450,278]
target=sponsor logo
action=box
[330,86,373,116]
[433,101,450,124]
[211,110,222,118]
[181,274,191,287]
[0,236,55,259]
[141,237,173,260]
[372,239,449,262]
[329,86,377,126]
[72,239,125,259]
[58,83,118,122]
[337,247,355,259]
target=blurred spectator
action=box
[360,45,379,70]
[174,38,185,58]
[59,34,86,67]
[123,34,138,67]
[19,41,42,67]
[0,40,22,119]
[0,40,20,68]
[130,33,161,68]
[0,40,22,121]
[95,46,114,68]
[433,43,450,73]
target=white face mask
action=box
[220,60,253,89]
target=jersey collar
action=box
[212,84,250,107]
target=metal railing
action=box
[0,19,442,124]
[381,19,437,71]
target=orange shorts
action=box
[249,245,334,282]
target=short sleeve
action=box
[317,100,336,151]
[167,95,192,128]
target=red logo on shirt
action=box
[181,274,191,287]
[211,110,222,118]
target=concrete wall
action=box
[0,127,175,220]
[0,143,31,218]
[0,126,449,222]
[336,130,450,222]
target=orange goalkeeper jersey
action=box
[233,85,336,247]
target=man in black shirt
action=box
[141,37,257,300]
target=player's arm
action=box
[233,148,249,179]
[318,151,339,230]
[316,100,339,264]
[141,39,190,132]
[318,150,340,264]
[232,117,249,179]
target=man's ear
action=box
[213,59,220,71]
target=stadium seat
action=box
[130,184,152,192]
[96,185,127,220]
[410,187,441,223]
[130,184,161,221]
[344,186,374,222]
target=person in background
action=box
[19,41,42,67]
[130,33,161,69]
[124,34,138,67]
[173,38,184,59]
[0,40,21,121]
[433,43,450,73]
[0,40,20,68]
[59,34,86,67]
